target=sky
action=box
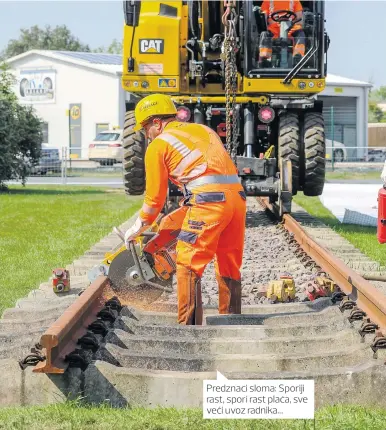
[0,1,385,88]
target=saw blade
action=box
[107,249,170,305]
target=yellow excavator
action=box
[120,0,330,215]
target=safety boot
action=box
[176,266,203,325]
[217,275,242,314]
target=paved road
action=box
[7,176,124,188]
[7,176,384,188]
[326,179,382,185]
[321,183,379,225]
[68,159,386,169]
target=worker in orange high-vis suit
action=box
[123,94,247,325]
[258,0,305,67]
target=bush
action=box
[0,64,43,188]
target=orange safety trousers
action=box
[174,187,246,325]
[259,28,305,60]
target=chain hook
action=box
[222,4,231,28]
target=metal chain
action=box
[230,26,238,164]
[222,2,238,165]
[223,36,232,155]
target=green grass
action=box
[0,186,142,315]
[2,189,386,427]
[326,170,382,181]
[0,403,385,429]
[293,192,385,266]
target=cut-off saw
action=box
[88,207,187,304]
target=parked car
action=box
[325,139,347,162]
[366,148,386,162]
[88,129,123,166]
[29,147,62,175]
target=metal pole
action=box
[64,147,68,185]
[68,108,72,169]
[244,104,254,158]
[61,147,65,184]
[331,106,335,171]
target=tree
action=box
[0,63,43,189]
[376,86,386,101]
[1,25,90,60]
[369,101,383,122]
[368,101,386,123]
[369,86,386,103]
[93,38,123,54]
[0,61,17,102]
[369,84,386,122]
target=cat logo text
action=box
[139,39,164,54]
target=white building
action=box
[317,74,372,160]
[6,50,128,159]
[6,50,371,160]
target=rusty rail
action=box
[258,197,386,334]
[33,276,110,374]
[29,197,386,375]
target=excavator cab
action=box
[250,1,326,71]
[256,8,302,69]
[121,0,330,215]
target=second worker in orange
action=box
[258,0,305,67]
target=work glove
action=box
[124,217,147,249]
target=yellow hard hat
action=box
[133,94,178,131]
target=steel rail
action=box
[33,276,110,374]
[257,197,386,334]
[31,198,386,375]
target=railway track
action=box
[1,198,386,408]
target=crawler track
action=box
[1,199,386,408]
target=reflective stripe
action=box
[179,164,208,184]
[260,47,272,57]
[293,44,305,55]
[141,202,158,215]
[171,149,204,177]
[161,133,191,157]
[186,174,240,189]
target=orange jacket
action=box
[139,121,241,225]
[261,0,303,37]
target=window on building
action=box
[41,122,49,143]
[96,123,109,135]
